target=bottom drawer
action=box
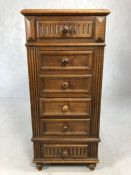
[42,144,88,159]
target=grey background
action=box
[0,0,131,98]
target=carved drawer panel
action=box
[40,119,90,136]
[38,50,93,75]
[39,75,92,97]
[23,14,108,43]
[40,98,91,117]
[41,144,88,159]
[36,19,94,39]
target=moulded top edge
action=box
[21,9,110,16]
[25,42,106,47]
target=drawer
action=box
[24,15,107,43]
[39,75,92,97]
[38,50,93,75]
[40,119,90,136]
[40,98,91,117]
[36,16,95,40]
[41,144,88,159]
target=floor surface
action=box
[0,97,131,175]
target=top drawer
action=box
[24,16,106,43]
[36,19,93,39]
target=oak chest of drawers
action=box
[21,9,110,170]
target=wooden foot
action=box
[88,163,96,170]
[36,163,43,171]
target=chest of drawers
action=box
[21,9,110,171]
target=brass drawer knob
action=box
[62,82,69,89]
[61,58,69,66]
[62,105,69,112]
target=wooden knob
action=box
[62,82,69,89]
[61,150,68,157]
[62,26,69,35]
[61,58,69,66]
[62,105,69,112]
[62,124,69,132]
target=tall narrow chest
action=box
[21,9,110,170]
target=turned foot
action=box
[88,163,96,170]
[36,163,43,171]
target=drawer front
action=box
[39,75,92,97]
[38,50,93,75]
[40,98,91,117]
[25,15,106,43]
[40,119,90,136]
[41,144,88,159]
[36,17,94,40]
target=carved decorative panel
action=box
[42,144,88,158]
[95,16,106,42]
[37,21,94,39]
[25,17,36,41]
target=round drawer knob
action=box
[61,58,69,66]
[62,82,69,89]
[62,26,70,35]
[62,105,69,112]
[62,124,69,132]
[61,150,68,158]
